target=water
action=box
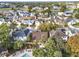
[22,53,30,57]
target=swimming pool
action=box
[22,53,30,57]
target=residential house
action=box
[0,18,5,25]
[12,29,32,41]
[77,3,79,8]
[52,4,61,12]
[0,47,8,57]
[32,6,43,11]
[17,10,30,17]
[21,20,35,26]
[52,28,69,41]
[58,12,63,16]
[54,16,64,25]
[63,10,73,17]
[66,2,76,9]
[23,5,29,9]
[32,31,48,40]
[31,31,48,48]
[44,7,48,10]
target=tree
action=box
[28,6,32,12]
[45,37,56,49]
[60,3,67,12]
[33,37,65,57]
[42,7,51,17]
[46,48,54,57]
[0,24,10,48]
[13,40,23,49]
[53,51,62,57]
[39,22,59,31]
[33,48,46,57]
[75,13,79,19]
[67,34,79,56]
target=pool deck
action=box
[9,49,33,57]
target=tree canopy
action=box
[39,22,59,31]
[0,24,10,48]
[13,40,23,49]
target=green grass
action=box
[0,8,12,11]
[19,8,28,11]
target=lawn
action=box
[0,8,12,11]
[19,8,28,11]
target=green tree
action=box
[28,6,32,12]
[13,40,23,49]
[46,48,54,57]
[53,51,62,57]
[33,48,46,57]
[39,22,59,31]
[67,34,79,56]
[0,24,10,48]
[60,3,67,12]
[75,13,79,19]
[45,37,56,49]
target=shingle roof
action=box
[32,31,48,40]
[53,28,67,39]
[12,31,25,38]
[0,47,7,53]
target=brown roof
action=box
[20,16,36,20]
[32,31,48,40]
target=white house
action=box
[63,10,73,17]
[0,18,5,25]
[58,12,63,16]
[66,3,76,9]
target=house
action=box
[64,18,74,23]
[52,28,69,41]
[58,12,63,16]
[77,3,79,8]
[44,7,48,10]
[54,16,63,25]
[32,31,48,40]
[17,10,30,17]
[32,6,43,11]
[66,2,76,9]
[63,10,73,17]
[53,5,61,11]
[23,5,29,9]
[21,20,35,26]
[12,29,32,41]
[31,31,48,48]
[0,47,8,57]
[0,18,5,25]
